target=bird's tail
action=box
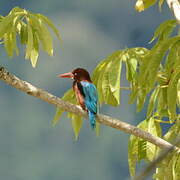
[88,111,96,129]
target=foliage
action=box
[153,124,180,180]
[53,19,180,178]
[0,3,179,180]
[128,117,162,177]
[135,0,165,12]
[0,7,61,67]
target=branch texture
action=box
[0,66,179,151]
[166,0,180,23]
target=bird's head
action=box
[58,68,92,82]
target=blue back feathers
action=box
[80,81,98,129]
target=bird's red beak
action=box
[58,72,74,79]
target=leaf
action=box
[156,87,168,118]
[137,89,147,112]
[150,20,177,43]
[19,22,28,44]
[178,80,180,107]
[108,57,122,105]
[135,0,157,12]
[29,14,54,56]
[101,61,113,103]
[153,137,180,180]
[96,61,109,104]
[4,32,14,57]
[52,108,63,126]
[139,36,180,92]
[92,59,109,104]
[163,123,180,143]
[95,121,100,136]
[70,113,83,140]
[146,117,161,161]
[153,123,180,179]
[0,14,15,38]
[30,30,39,67]
[25,23,34,60]
[128,118,162,177]
[165,40,180,76]
[36,13,61,41]
[167,68,180,120]
[128,132,138,177]
[52,89,76,126]
[138,138,147,161]
[4,27,19,58]
[147,87,160,118]
[125,58,138,82]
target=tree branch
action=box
[0,66,179,151]
[133,137,180,180]
[166,0,180,24]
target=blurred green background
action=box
[0,0,172,179]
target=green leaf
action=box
[101,61,112,103]
[125,58,138,82]
[150,20,177,43]
[4,32,14,57]
[128,132,138,177]
[156,87,168,118]
[36,13,61,41]
[30,30,39,67]
[153,123,180,179]
[128,118,162,177]
[146,118,161,161]
[137,89,147,112]
[109,58,122,105]
[135,0,157,12]
[52,89,76,126]
[167,67,180,120]
[99,50,122,106]
[165,40,180,76]
[163,123,180,143]
[19,22,28,44]
[52,108,63,126]
[70,113,83,140]
[138,138,147,161]
[178,80,180,107]
[25,23,34,60]
[153,145,180,180]
[0,14,15,38]
[29,14,53,56]
[92,59,109,103]
[4,26,19,58]
[139,36,180,91]
[95,121,100,136]
[96,59,111,104]
[147,87,160,117]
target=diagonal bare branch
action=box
[133,137,180,180]
[0,66,179,151]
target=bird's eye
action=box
[74,73,77,76]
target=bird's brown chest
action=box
[73,82,86,111]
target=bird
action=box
[58,68,98,129]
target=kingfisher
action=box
[59,68,98,129]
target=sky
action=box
[0,1,173,180]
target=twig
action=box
[0,66,179,151]
[133,137,180,180]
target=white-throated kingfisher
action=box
[58,68,98,129]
